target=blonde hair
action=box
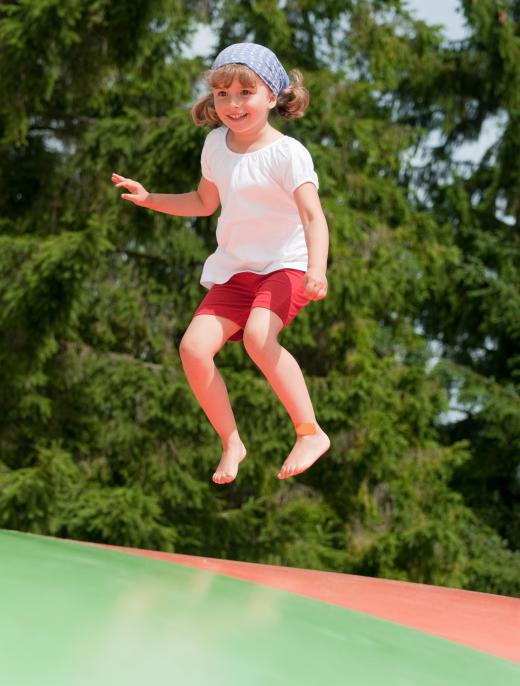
[191,64,310,128]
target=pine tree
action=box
[0,0,211,551]
[1,0,518,595]
[396,0,520,575]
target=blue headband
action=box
[211,43,290,96]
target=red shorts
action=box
[194,269,310,342]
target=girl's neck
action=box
[225,122,283,154]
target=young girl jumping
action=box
[112,43,330,485]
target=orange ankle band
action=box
[295,423,317,436]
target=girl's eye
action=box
[214,88,254,97]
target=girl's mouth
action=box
[228,113,248,121]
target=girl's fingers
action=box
[112,174,137,191]
[117,183,141,196]
[113,175,144,203]
[304,282,327,300]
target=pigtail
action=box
[275,69,310,119]
[191,92,221,128]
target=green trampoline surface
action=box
[1,530,519,686]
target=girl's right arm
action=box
[111,173,220,217]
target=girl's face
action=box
[212,76,276,133]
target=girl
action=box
[112,43,330,485]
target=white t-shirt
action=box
[199,126,319,289]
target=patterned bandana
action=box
[211,43,290,96]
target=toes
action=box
[277,464,295,479]
[278,461,311,479]
[212,471,236,485]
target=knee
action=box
[243,325,277,361]
[179,331,214,364]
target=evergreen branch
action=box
[437,358,520,405]
[28,113,172,135]
[60,340,168,372]
[38,113,98,126]
[113,248,172,266]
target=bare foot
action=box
[277,428,330,479]
[212,440,247,485]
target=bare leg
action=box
[179,315,246,484]
[242,308,330,478]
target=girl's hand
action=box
[111,172,149,206]
[304,268,328,300]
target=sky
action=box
[405,1,505,166]
[189,1,469,58]
[405,0,468,41]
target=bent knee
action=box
[243,327,278,358]
[179,332,215,362]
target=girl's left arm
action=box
[294,182,329,301]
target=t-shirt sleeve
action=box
[200,133,214,182]
[281,141,319,193]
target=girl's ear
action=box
[268,91,277,109]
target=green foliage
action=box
[1,0,519,597]
[401,0,520,558]
[0,443,80,534]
